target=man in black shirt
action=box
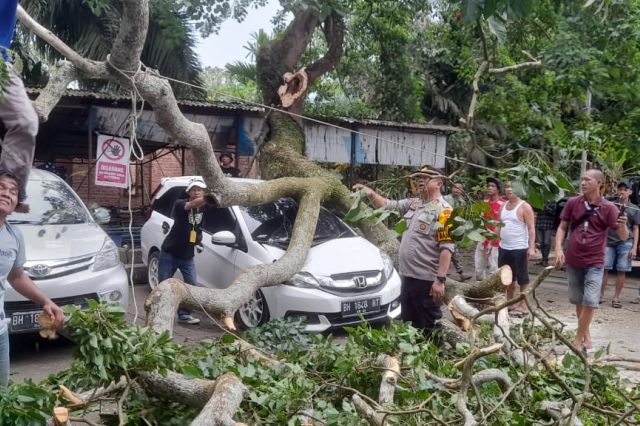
[219,152,241,177]
[158,177,207,324]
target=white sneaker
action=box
[178,314,200,325]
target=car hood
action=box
[263,236,383,276]
[14,223,106,261]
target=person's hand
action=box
[352,183,372,196]
[527,248,536,261]
[42,300,65,329]
[430,279,445,303]
[617,214,628,226]
[630,248,637,260]
[555,250,565,269]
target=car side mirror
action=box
[162,222,170,234]
[211,230,236,246]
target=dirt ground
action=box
[453,247,640,382]
[9,252,640,384]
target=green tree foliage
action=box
[4,303,639,424]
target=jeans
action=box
[536,228,553,262]
[0,65,38,202]
[0,330,9,387]
[158,251,197,317]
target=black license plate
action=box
[341,297,381,317]
[10,311,42,332]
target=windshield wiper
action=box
[8,220,41,225]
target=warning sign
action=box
[95,134,130,188]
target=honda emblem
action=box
[353,276,367,288]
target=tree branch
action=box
[306,12,345,85]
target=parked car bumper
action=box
[263,270,402,333]
[5,264,130,334]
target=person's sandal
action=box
[630,297,640,305]
[612,299,622,309]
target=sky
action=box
[196,0,281,68]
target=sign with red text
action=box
[95,134,130,188]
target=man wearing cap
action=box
[600,181,639,308]
[475,177,505,281]
[0,172,64,386]
[158,177,208,324]
[219,152,240,177]
[353,166,454,339]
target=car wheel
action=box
[147,251,161,290]
[235,289,270,330]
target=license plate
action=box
[10,311,42,332]
[341,297,381,317]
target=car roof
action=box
[28,169,64,182]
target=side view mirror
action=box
[162,222,170,234]
[211,230,236,246]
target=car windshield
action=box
[8,179,90,225]
[240,198,355,248]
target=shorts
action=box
[604,241,633,272]
[498,248,530,285]
[566,265,604,308]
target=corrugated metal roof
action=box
[25,87,264,112]
[334,117,460,133]
[25,87,460,132]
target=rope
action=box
[105,54,145,324]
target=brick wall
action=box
[39,148,259,210]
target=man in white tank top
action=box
[498,181,536,315]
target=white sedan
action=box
[141,176,401,332]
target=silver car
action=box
[5,169,129,334]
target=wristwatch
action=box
[436,275,447,283]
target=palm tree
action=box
[17,0,203,97]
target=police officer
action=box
[353,166,454,339]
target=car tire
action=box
[147,251,161,290]
[234,289,270,330]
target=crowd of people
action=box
[355,167,639,353]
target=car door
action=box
[194,205,240,289]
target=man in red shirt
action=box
[475,177,506,280]
[555,169,628,352]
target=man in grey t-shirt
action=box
[0,172,64,387]
[353,167,454,339]
[600,181,639,307]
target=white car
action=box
[5,169,130,334]
[141,176,401,332]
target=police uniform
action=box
[385,196,455,333]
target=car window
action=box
[153,186,188,217]
[8,179,90,225]
[201,206,236,234]
[240,198,355,248]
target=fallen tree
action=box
[5,1,640,425]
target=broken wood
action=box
[278,68,308,108]
[53,407,69,426]
[352,394,384,426]
[376,354,401,405]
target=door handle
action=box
[162,222,170,234]
[195,245,204,254]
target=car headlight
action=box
[92,238,121,272]
[285,272,320,289]
[381,252,394,280]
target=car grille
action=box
[320,270,385,295]
[4,293,98,315]
[23,254,95,280]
